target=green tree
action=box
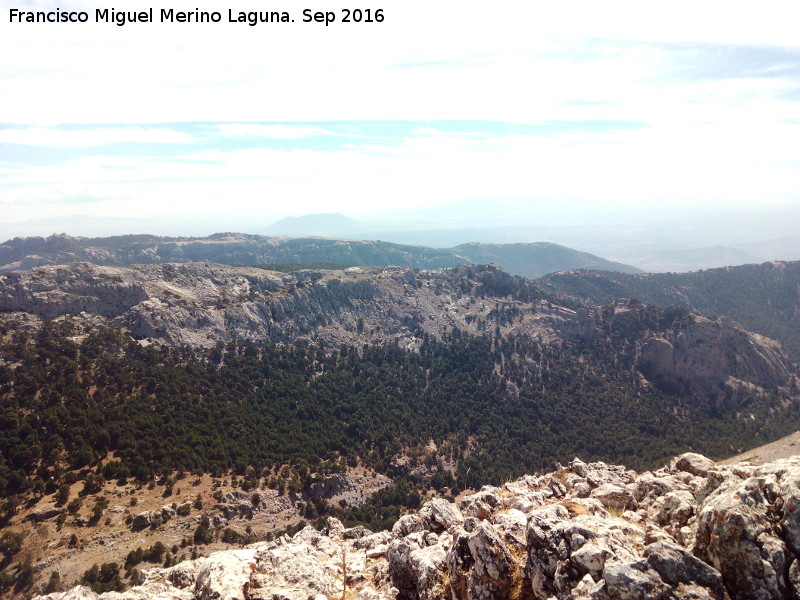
[0,531,23,557]
[55,484,71,505]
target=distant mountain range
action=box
[3,208,796,272]
[3,234,798,358]
[0,232,641,279]
[259,211,800,273]
[451,242,640,278]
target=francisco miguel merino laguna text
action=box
[8,7,385,26]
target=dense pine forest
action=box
[2,317,797,526]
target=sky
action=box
[1,0,799,240]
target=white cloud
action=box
[2,1,798,124]
[1,0,798,231]
[0,127,196,147]
[216,124,332,139]
[3,118,798,227]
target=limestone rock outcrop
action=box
[36,452,800,600]
[598,298,793,409]
[2,263,791,414]
[0,263,562,349]
[637,316,791,405]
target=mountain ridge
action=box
[1,247,799,598]
[0,233,642,279]
[0,261,794,414]
[539,259,800,359]
[262,213,364,237]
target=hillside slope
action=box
[32,452,800,600]
[539,260,800,359]
[1,261,798,598]
[0,233,641,278]
[0,263,796,477]
[454,241,639,278]
[0,262,793,408]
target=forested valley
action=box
[2,318,797,531]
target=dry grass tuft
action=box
[560,500,590,517]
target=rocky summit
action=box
[36,452,800,600]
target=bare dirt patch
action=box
[720,430,800,466]
[3,467,390,596]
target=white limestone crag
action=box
[36,452,800,600]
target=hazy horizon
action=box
[1,203,798,273]
[2,1,798,271]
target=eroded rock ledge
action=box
[38,452,800,600]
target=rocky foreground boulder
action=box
[38,452,800,600]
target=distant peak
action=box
[263,213,365,237]
[271,213,358,225]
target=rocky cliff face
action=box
[0,262,572,348]
[36,452,800,600]
[601,299,794,408]
[0,263,794,408]
[539,260,800,361]
[637,317,792,406]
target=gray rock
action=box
[695,474,787,600]
[527,505,646,599]
[325,516,345,538]
[590,483,636,511]
[492,508,528,545]
[249,541,342,600]
[41,454,800,600]
[674,453,716,478]
[546,478,568,498]
[570,458,636,490]
[33,586,98,600]
[387,533,448,600]
[392,514,423,538]
[167,558,205,589]
[459,487,502,521]
[211,514,228,529]
[343,526,372,540]
[602,561,671,599]
[417,497,463,533]
[194,548,257,600]
[131,511,153,531]
[353,531,393,551]
[308,472,390,508]
[465,522,520,600]
[569,573,605,599]
[630,471,683,503]
[26,507,64,522]
[446,527,475,600]
[572,480,593,499]
[788,558,800,600]
[408,541,449,600]
[643,541,725,598]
